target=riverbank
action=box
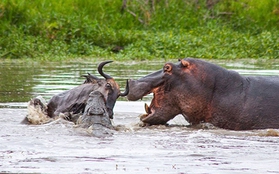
[0,0,278,60]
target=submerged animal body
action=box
[25,61,129,127]
[127,58,279,130]
[26,96,51,124]
[77,91,114,137]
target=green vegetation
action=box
[0,0,278,60]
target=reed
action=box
[0,0,278,59]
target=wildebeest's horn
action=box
[98,61,113,79]
[119,80,129,97]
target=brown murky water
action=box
[1,59,279,173]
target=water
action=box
[1,58,279,174]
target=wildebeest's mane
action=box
[82,73,100,84]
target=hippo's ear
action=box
[82,73,100,84]
[181,59,190,68]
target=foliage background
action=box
[0,0,278,60]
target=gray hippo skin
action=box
[127,58,279,130]
[77,91,114,137]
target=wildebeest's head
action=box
[83,61,129,118]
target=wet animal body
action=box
[127,58,279,130]
[25,61,129,131]
[77,91,114,137]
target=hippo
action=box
[127,58,279,130]
[25,61,129,125]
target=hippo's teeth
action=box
[140,113,148,121]
[144,103,149,113]
[144,103,151,114]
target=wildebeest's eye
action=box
[106,83,112,89]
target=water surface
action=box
[1,58,279,173]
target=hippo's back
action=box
[241,76,279,129]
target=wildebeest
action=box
[24,61,129,126]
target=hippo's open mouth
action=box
[127,70,177,125]
[140,92,156,120]
[141,100,155,122]
[138,87,168,124]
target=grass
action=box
[0,0,278,60]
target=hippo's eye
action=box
[164,64,172,72]
[106,83,112,89]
